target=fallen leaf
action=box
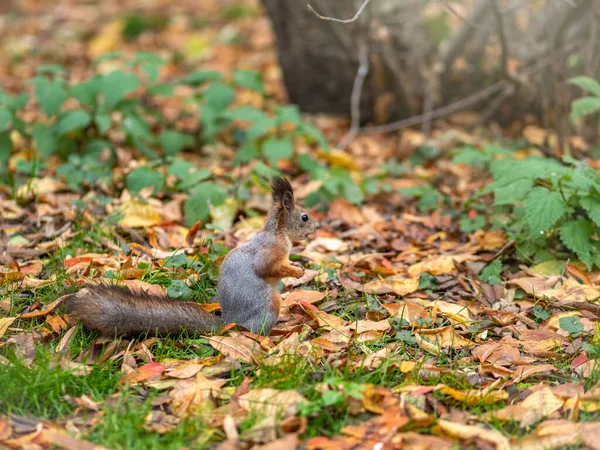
[206,335,263,364]
[238,389,307,419]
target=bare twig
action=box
[307,0,372,23]
[489,0,511,81]
[441,0,495,31]
[338,42,369,149]
[359,41,577,136]
[360,81,507,135]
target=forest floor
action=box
[1,1,600,449]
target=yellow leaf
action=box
[210,198,239,231]
[316,149,358,171]
[238,388,307,419]
[119,200,162,228]
[440,385,508,405]
[408,254,476,276]
[361,276,419,296]
[88,20,124,59]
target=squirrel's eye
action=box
[301,213,309,222]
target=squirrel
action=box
[63,177,319,337]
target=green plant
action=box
[569,76,600,123]
[1,53,385,227]
[454,143,600,268]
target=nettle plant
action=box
[455,145,600,268]
[0,52,372,226]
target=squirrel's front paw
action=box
[291,261,305,278]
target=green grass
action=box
[0,348,121,418]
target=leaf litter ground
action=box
[1,1,600,449]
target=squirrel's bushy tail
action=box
[63,284,223,337]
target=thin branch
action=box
[489,0,511,81]
[359,42,578,136]
[307,0,371,23]
[338,42,369,149]
[441,0,495,31]
[360,81,506,135]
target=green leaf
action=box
[168,158,196,179]
[580,195,600,225]
[0,131,12,167]
[122,114,152,139]
[166,280,193,300]
[569,76,600,97]
[452,146,492,166]
[570,97,600,121]
[35,64,65,75]
[459,215,486,233]
[70,77,99,106]
[262,138,293,166]
[491,178,534,205]
[221,106,266,122]
[184,182,227,226]
[178,71,222,86]
[95,114,112,134]
[126,167,165,194]
[558,315,585,336]
[57,110,91,135]
[32,123,58,157]
[160,130,191,156]
[275,105,302,125]
[93,52,124,64]
[233,70,263,92]
[533,305,550,321]
[524,188,567,236]
[235,141,259,165]
[480,259,502,285]
[0,107,12,132]
[101,71,140,110]
[559,219,593,265]
[246,116,277,140]
[33,77,67,116]
[203,83,235,111]
[178,170,212,190]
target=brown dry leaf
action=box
[119,362,165,385]
[123,280,166,296]
[509,276,560,296]
[484,388,564,427]
[0,418,12,441]
[166,363,205,379]
[19,296,66,319]
[383,302,429,325]
[353,319,391,335]
[358,343,402,369]
[8,332,37,366]
[440,385,509,405]
[430,300,471,324]
[415,326,471,354]
[408,254,477,276]
[302,303,349,332]
[238,389,307,419]
[519,329,565,354]
[512,364,555,382]
[206,335,263,364]
[35,428,108,450]
[543,277,600,302]
[119,200,162,228]
[283,269,320,288]
[253,433,298,450]
[0,317,16,338]
[523,125,548,145]
[328,197,366,226]
[435,420,510,450]
[360,276,419,296]
[283,290,325,307]
[512,420,582,450]
[170,374,226,417]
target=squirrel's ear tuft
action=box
[271,176,295,210]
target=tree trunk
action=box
[262,0,600,130]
